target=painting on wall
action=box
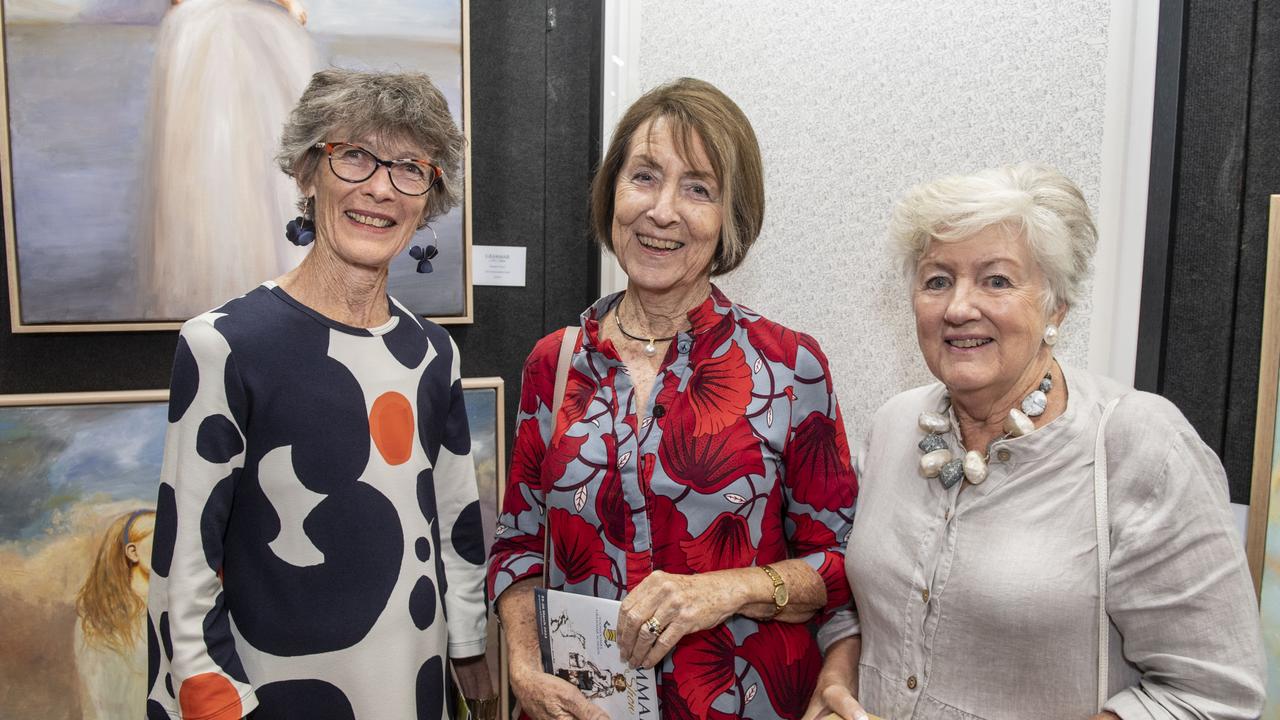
[1,0,472,332]
[0,390,166,719]
[0,380,505,719]
[1249,195,1280,715]
[460,377,510,719]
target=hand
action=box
[279,0,308,24]
[800,683,869,720]
[616,570,738,669]
[510,667,609,720]
[451,654,494,707]
[802,636,865,720]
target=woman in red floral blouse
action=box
[488,77,858,720]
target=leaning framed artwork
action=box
[1,0,473,332]
[460,377,511,720]
[1248,195,1280,711]
[0,379,506,718]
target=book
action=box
[535,588,659,719]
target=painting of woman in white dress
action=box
[139,0,318,319]
[2,0,468,328]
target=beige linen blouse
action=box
[840,364,1264,719]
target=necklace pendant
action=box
[1021,389,1048,417]
[938,458,964,489]
[1003,408,1035,437]
[963,450,988,484]
[643,340,657,356]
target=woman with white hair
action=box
[804,163,1264,720]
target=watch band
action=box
[761,564,786,616]
[463,695,499,720]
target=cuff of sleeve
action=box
[179,688,258,720]
[816,608,860,654]
[799,549,851,615]
[1102,689,1159,720]
[488,552,544,604]
[449,636,488,658]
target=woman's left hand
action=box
[616,570,741,669]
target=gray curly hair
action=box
[276,68,465,225]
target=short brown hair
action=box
[590,78,764,276]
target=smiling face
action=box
[302,135,432,272]
[610,117,724,296]
[913,225,1065,402]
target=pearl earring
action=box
[1043,324,1059,346]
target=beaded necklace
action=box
[917,372,1053,489]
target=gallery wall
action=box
[0,0,604,446]
[1136,0,1280,501]
[605,0,1148,467]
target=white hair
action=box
[889,162,1098,312]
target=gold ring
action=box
[644,616,662,635]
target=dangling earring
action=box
[408,224,439,274]
[285,197,316,246]
[1043,323,1059,346]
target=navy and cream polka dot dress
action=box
[146,283,487,720]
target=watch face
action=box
[775,585,789,606]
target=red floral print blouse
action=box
[489,287,857,719]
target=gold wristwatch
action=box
[761,564,788,617]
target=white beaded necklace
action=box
[917,372,1053,488]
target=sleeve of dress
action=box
[1100,395,1265,720]
[781,334,858,620]
[487,329,563,604]
[435,336,489,658]
[147,318,258,720]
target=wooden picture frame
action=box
[1247,195,1280,708]
[459,376,510,719]
[1,0,473,332]
[0,389,167,718]
[0,379,505,718]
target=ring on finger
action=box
[643,616,664,635]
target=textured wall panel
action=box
[451,0,600,442]
[1223,0,1279,494]
[634,1,1110,447]
[1160,2,1254,479]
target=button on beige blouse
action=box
[842,364,1264,719]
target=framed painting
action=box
[0,379,506,719]
[1,0,473,332]
[1248,195,1280,711]
[0,389,167,719]
[460,377,510,719]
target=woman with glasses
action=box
[146,69,495,720]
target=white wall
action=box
[601,0,1157,449]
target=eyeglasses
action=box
[314,141,443,196]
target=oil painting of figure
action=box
[0,385,499,717]
[0,396,165,719]
[3,0,466,328]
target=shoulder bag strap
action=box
[542,326,581,586]
[1094,396,1122,712]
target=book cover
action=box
[535,588,659,719]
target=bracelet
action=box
[463,695,499,720]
